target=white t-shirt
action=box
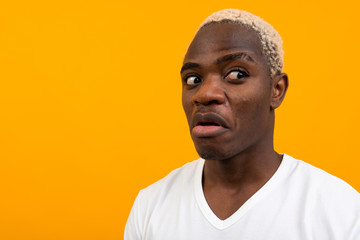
[125,154,360,240]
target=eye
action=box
[185,76,202,86]
[225,70,249,81]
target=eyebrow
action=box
[180,62,201,74]
[180,52,256,74]
[216,52,255,65]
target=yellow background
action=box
[1,0,359,239]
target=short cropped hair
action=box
[198,9,283,78]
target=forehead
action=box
[184,23,265,64]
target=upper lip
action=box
[192,112,229,128]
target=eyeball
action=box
[225,70,248,80]
[186,76,201,86]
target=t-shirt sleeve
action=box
[349,198,360,240]
[124,191,143,240]
[350,220,360,240]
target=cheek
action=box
[231,88,271,126]
[182,92,193,122]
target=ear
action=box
[270,73,289,110]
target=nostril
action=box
[208,99,220,105]
[193,99,221,106]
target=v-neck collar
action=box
[193,154,290,230]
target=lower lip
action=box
[192,125,227,138]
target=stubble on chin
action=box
[197,147,233,161]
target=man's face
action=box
[181,23,275,160]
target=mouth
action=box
[196,121,221,127]
[192,113,229,138]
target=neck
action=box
[203,149,282,190]
[202,122,282,190]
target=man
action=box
[125,9,360,239]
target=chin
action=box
[196,146,233,161]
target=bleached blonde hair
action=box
[198,9,284,78]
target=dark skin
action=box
[181,23,288,220]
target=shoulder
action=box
[284,154,360,222]
[285,154,360,199]
[137,159,203,204]
[125,159,203,239]
[283,154,360,238]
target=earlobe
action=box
[270,73,289,110]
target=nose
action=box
[192,75,225,105]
